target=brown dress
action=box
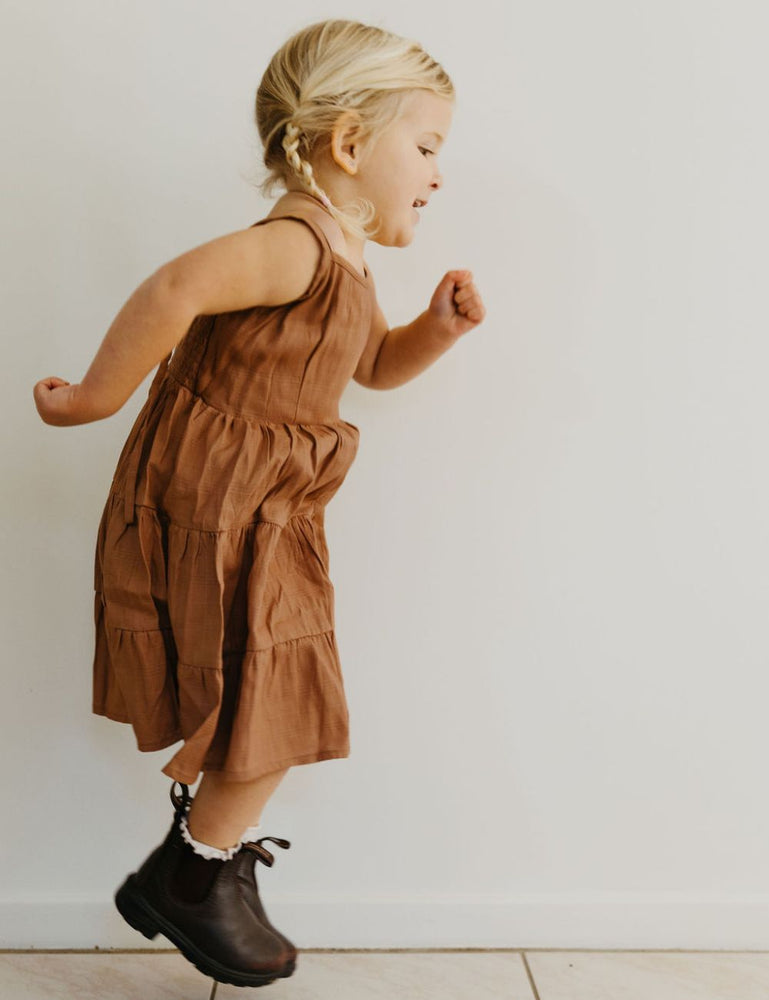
[92,191,373,784]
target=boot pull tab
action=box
[257,835,291,851]
[243,843,275,866]
[170,781,190,817]
[242,835,291,866]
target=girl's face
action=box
[350,90,454,247]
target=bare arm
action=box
[368,310,461,390]
[79,270,194,421]
[353,300,460,391]
[353,269,486,391]
[33,219,322,426]
[31,270,194,426]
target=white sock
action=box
[178,813,244,861]
[242,823,262,842]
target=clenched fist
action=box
[33,377,94,426]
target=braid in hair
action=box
[281,121,334,210]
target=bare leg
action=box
[186,767,290,850]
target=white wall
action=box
[3,0,769,949]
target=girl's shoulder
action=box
[260,191,371,287]
[160,192,370,317]
[257,191,340,250]
[158,204,328,315]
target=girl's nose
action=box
[431,171,443,191]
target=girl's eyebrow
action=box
[422,131,444,144]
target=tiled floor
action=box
[1,950,769,999]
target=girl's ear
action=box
[330,110,367,175]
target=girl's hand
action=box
[428,270,487,339]
[32,377,93,426]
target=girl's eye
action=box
[418,147,434,157]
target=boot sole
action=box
[115,874,291,987]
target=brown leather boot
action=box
[167,782,299,979]
[114,783,291,987]
[231,834,298,977]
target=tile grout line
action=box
[521,952,542,1000]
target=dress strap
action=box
[251,189,352,254]
[250,209,336,257]
[248,205,337,304]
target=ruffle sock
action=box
[172,813,244,904]
[178,814,263,857]
[179,813,244,861]
[169,795,265,903]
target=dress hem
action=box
[92,706,183,750]
[161,747,351,785]
[92,706,350,783]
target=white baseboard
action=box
[2,893,769,950]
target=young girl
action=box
[33,17,485,990]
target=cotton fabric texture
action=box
[92,192,373,784]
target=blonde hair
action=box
[251,19,455,241]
